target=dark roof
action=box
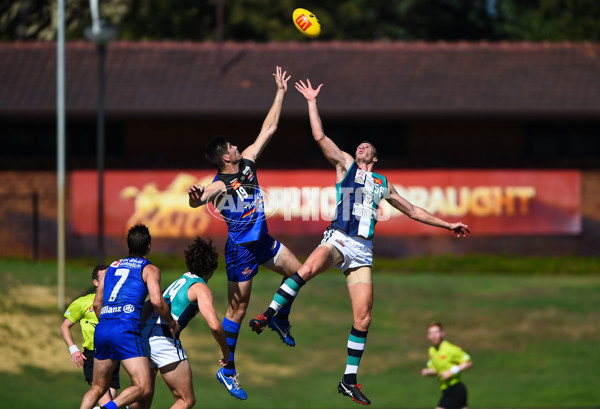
[1,41,599,118]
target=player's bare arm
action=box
[441,359,473,380]
[386,184,470,237]
[143,264,180,337]
[139,299,154,323]
[189,283,230,366]
[421,367,438,377]
[295,79,353,180]
[92,268,106,318]
[187,181,227,208]
[60,319,86,367]
[242,66,291,162]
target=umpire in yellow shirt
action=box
[421,322,473,409]
[60,265,121,407]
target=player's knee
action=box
[185,395,196,409]
[174,392,195,409]
[91,380,109,396]
[229,304,247,321]
[298,265,316,281]
[138,384,153,401]
[354,311,372,329]
[297,267,310,280]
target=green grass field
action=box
[0,257,599,408]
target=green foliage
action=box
[2,0,600,41]
[0,0,92,40]
[116,0,219,40]
[388,0,500,40]
[496,0,600,41]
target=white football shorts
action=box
[320,227,373,273]
[145,324,187,369]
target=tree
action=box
[387,0,499,40]
[495,0,600,41]
[0,0,91,40]
[1,0,599,42]
[115,0,217,40]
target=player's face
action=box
[226,142,241,163]
[427,326,444,347]
[355,143,377,163]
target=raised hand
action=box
[187,183,206,208]
[273,66,291,92]
[295,79,323,102]
[187,184,205,200]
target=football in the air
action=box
[292,8,321,38]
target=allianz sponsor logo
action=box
[101,304,135,315]
[101,305,121,314]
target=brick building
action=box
[1,41,599,258]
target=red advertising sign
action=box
[71,169,581,237]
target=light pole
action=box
[85,1,117,265]
[57,0,66,310]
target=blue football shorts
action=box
[224,234,281,282]
[94,318,147,361]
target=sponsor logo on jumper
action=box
[355,170,366,184]
[352,203,378,220]
[118,259,146,269]
[101,305,122,314]
[101,304,135,315]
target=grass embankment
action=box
[0,256,598,408]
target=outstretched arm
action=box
[386,184,470,237]
[187,180,227,208]
[242,66,291,162]
[189,283,230,366]
[295,79,353,174]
